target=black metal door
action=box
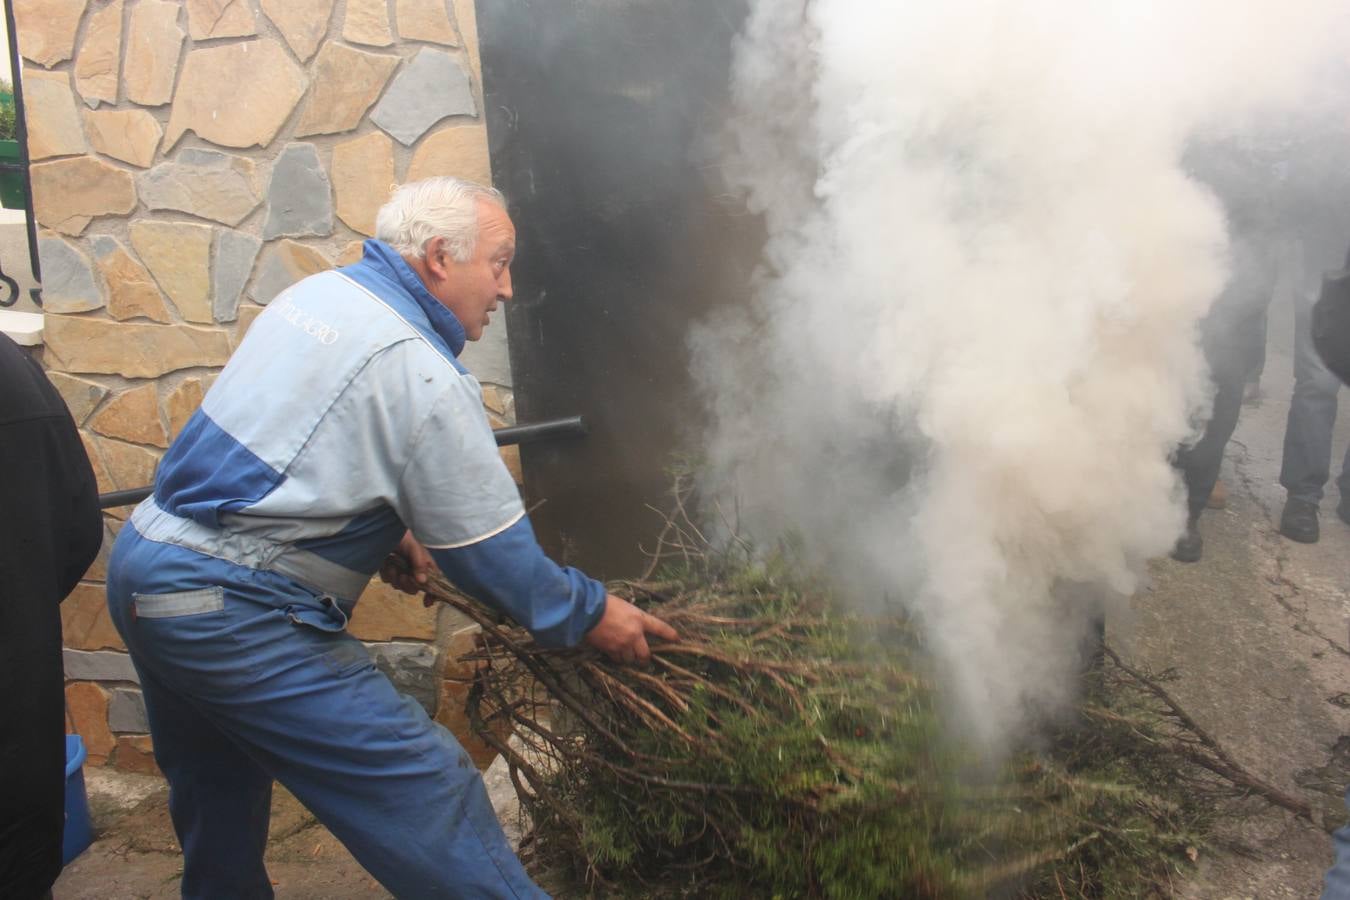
[478,0,760,578]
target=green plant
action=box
[0,79,17,142]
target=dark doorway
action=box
[477,1,761,578]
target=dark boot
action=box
[1171,518,1203,563]
[1280,497,1320,543]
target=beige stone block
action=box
[112,735,161,776]
[343,0,393,47]
[66,681,115,763]
[231,303,266,351]
[95,435,160,491]
[45,315,230,378]
[123,0,185,107]
[164,377,205,439]
[73,0,123,108]
[166,40,307,150]
[450,0,480,75]
[348,579,438,641]
[79,431,113,494]
[407,123,491,187]
[83,518,117,582]
[14,0,86,68]
[48,371,109,424]
[332,131,395,236]
[499,445,522,485]
[259,0,334,63]
[62,583,124,653]
[439,623,480,678]
[25,69,87,160]
[90,383,169,448]
[82,109,161,168]
[129,221,214,324]
[30,156,137,235]
[185,0,256,40]
[433,679,498,770]
[251,239,330,304]
[480,384,513,419]
[396,0,458,46]
[93,236,173,323]
[295,44,399,138]
[337,240,365,266]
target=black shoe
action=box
[1280,498,1320,543]
[1171,522,1203,563]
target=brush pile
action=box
[420,510,1320,898]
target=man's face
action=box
[429,200,516,341]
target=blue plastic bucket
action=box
[62,734,94,865]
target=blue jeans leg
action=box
[1326,789,1350,899]
[1281,289,1349,505]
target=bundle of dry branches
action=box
[413,492,1326,898]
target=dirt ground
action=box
[53,291,1349,897]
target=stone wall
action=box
[15,0,513,772]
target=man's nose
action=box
[498,268,513,301]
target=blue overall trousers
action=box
[107,527,546,900]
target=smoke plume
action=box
[694,0,1350,749]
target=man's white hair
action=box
[374,177,506,263]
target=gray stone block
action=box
[371,49,476,146]
[249,251,290,305]
[212,230,261,322]
[138,148,263,227]
[64,649,139,683]
[108,687,150,733]
[262,143,333,239]
[89,234,118,260]
[458,326,512,388]
[39,236,102,313]
[366,641,438,714]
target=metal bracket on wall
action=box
[0,0,44,310]
[96,415,588,510]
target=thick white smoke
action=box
[695,0,1350,749]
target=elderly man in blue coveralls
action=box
[106,177,678,899]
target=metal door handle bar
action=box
[97,415,587,510]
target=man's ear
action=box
[424,236,449,280]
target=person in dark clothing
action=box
[1173,244,1276,561]
[1306,265,1350,900]
[0,333,104,899]
[1274,116,1350,544]
[1173,137,1282,562]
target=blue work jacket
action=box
[127,239,606,647]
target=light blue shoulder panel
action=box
[201,271,418,473]
[244,332,525,551]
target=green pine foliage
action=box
[441,545,1233,899]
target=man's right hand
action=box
[585,594,678,665]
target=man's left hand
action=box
[585,594,679,665]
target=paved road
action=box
[1124,289,1350,899]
